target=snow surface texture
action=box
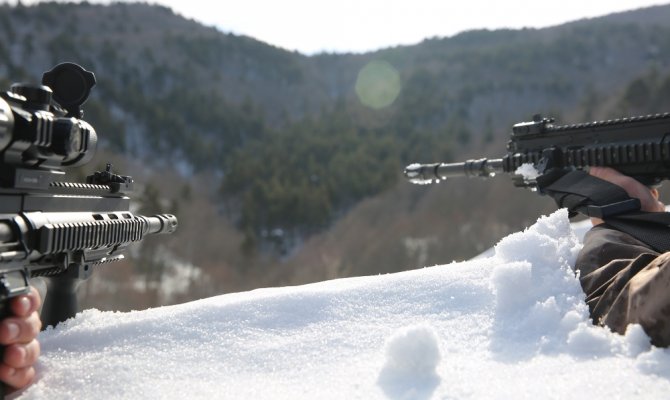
[14,209,670,399]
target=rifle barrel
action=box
[145,214,178,235]
[404,158,504,184]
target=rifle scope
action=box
[0,63,98,169]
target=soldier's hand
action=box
[589,166,665,225]
[0,287,41,391]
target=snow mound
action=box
[14,210,670,399]
[489,209,590,356]
[378,325,441,399]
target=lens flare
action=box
[355,60,401,109]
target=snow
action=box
[14,209,670,399]
[515,163,540,181]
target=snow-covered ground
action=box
[14,209,670,399]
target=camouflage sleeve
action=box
[575,224,670,346]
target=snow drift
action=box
[14,209,670,399]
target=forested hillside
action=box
[1,2,670,310]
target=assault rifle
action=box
[405,113,670,218]
[0,63,177,368]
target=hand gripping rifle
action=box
[404,112,670,250]
[0,63,177,392]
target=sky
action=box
[16,210,670,399]
[5,0,668,54]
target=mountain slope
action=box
[2,2,670,307]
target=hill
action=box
[1,2,670,308]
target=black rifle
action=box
[0,63,177,393]
[405,113,670,215]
